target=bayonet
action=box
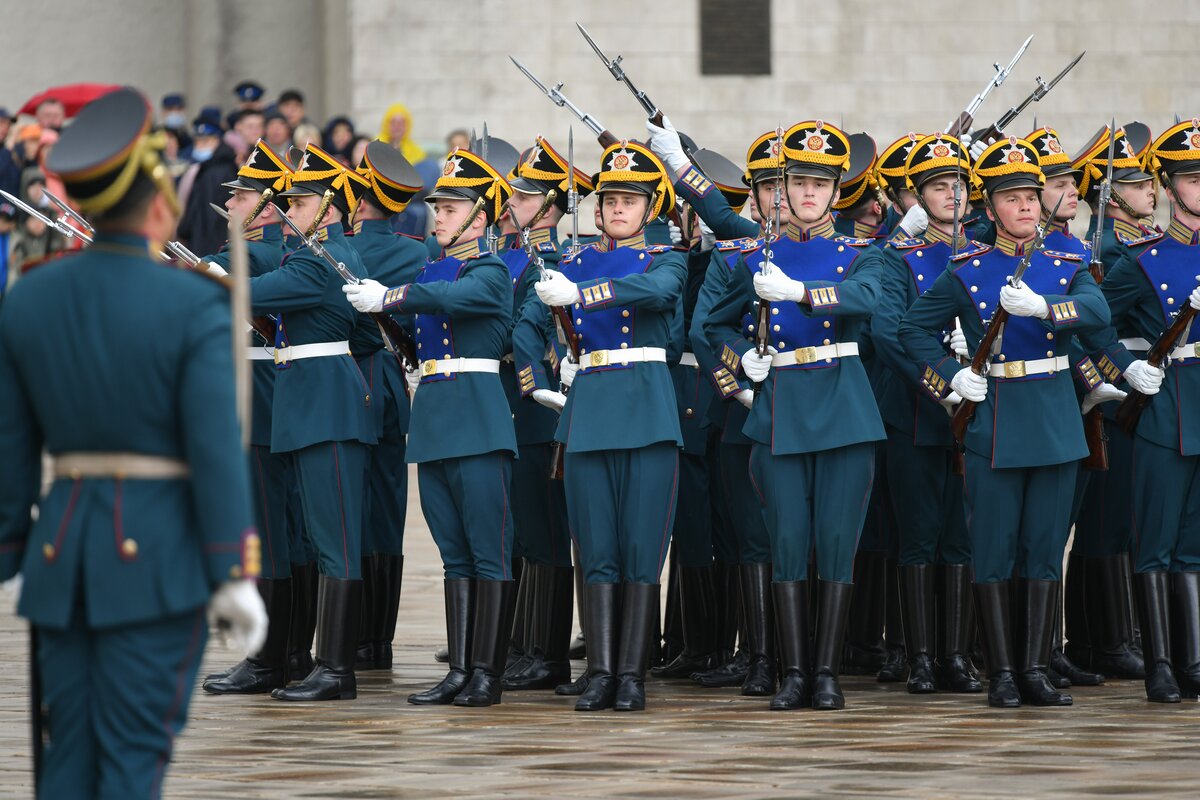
[568,126,580,259]
[947,34,1034,137]
[576,22,660,122]
[971,51,1085,145]
[1,189,92,245]
[752,127,785,395]
[509,56,612,145]
[482,121,498,254]
[41,186,94,235]
[1089,119,1118,282]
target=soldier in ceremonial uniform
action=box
[344,147,519,708]
[1080,120,1200,703]
[500,136,593,692]
[202,140,297,695]
[1077,124,1158,268]
[346,140,427,671]
[703,120,887,711]
[833,134,890,245]
[0,88,265,796]
[871,133,981,695]
[528,140,686,711]
[899,136,1110,708]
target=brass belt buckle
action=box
[1004,360,1027,378]
[1193,343,1200,359]
[794,346,818,365]
[589,350,609,368]
[274,349,286,365]
[421,359,437,377]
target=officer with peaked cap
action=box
[900,136,1110,708]
[344,147,519,708]
[0,86,265,796]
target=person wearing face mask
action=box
[703,120,886,711]
[177,118,239,257]
[161,93,190,140]
[899,137,1111,709]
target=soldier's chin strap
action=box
[1108,183,1144,219]
[446,194,489,248]
[526,189,558,230]
[597,188,658,241]
[305,190,336,239]
[1160,173,1200,220]
[244,189,276,232]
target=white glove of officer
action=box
[1189,275,1200,310]
[404,366,420,400]
[999,280,1050,318]
[948,327,969,359]
[645,115,690,175]
[343,279,388,313]
[532,389,567,412]
[1123,359,1165,395]
[898,204,929,237]
[734,389,755,409]
[950,368,988,403]
[208,579,268,657]
[206,262,229,277]
[535,270,580,307]
[753,270,806,303]
[668,219,683,247]
[937,390,963,416]
[968,137,987,162]
[698,219,716,253]
[741,347,777,383]
[1081,382,1128,415]
[559,358,579,389]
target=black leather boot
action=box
[877,560,908,682]
[740,563,778,696]
[974,581,1021,708]
[842,551,885,675]
[287,562,317,681]
[769,581,811,710]
[899,564,936,694]
[659,555,682,668]
[1050,577,1103,687]
[615,582,659,711]
[653,564,717,678]
[1090,555,1146,679]
[936,564,982,693]
[272,576,361,701]
[1062,549,1091,670]
[409,579,474,705]
[1015,579,1072,706]
[503,559,532,675]
[455,579,518,707]
[505,565,575,690]
[355,556,377,671]
[1171,571,1200,699]
[712,559,739,666]
[1135,570,1181,703]
[568,556,587,661]
[812,581,853,710]
[204,577,293,694]
[371,554,403,670]
[693,564,751,687]
[575,583,618,711]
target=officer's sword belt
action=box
[579,346,667,371]
[419,357,502,377]
[273,341,350,365]
[986,354,1068,378]
[54,453,190,479]
[770,342,860,366]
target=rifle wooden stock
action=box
[1114,305,1198,435]
[1082,407,1109,471]
[548,308,582,481]
[950,307,1010,444]
[946,111,975,139]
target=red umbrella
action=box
[19,83,123,118]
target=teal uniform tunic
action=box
[381,235,517,580]
[899,234,1110,583]
[0,233,257,797]
[871,227,971,567]
[1084,219,1200,573]
[208,223,293,578]
[703,219,887,583]
[347,218,426,557]
[250,223,376,579]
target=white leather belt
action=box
[1120,337,1151,352]
[771,342,860,366]
[679,352,699,368]
[274,341,349,365]
[420,357,501,377]
[247,346,275,361]
[987,354,1068,378]
[54,452,190,479]
[579,346,667,371]
[1168,342,1200,362]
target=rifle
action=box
[950,193,1063,444]
[753,127,786,395]
[1088,120,1118,283]
[1082,395,1109,471]
[276,203,419,371]
[0,189,92,245]
[968,51,1085,146]
[482,121,499,255]
[1114,302,1199,435]
[946,34,1034,137]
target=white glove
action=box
[741,347,776,383]
[535,270,580,307]
[1189,275,1200,310]
[999,280,1050,318]
[668,219,683,247]
[208,579,268,657]
[559,358,579,389]
[343,279,388,313]
[206,262,229,277]
[645,115,690,175]
[898,204,929,237]
[404,366,420,400]
[1081,382,1127,415]
[948,327,969,359]
[969,138,987,161]
[532,388,567,412]
[753,270,806,303]
[1124,359,1164,395]
[950,368,988,403]
[698,219,716,253]
[734,389,755,409]
[938,390,963,416]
